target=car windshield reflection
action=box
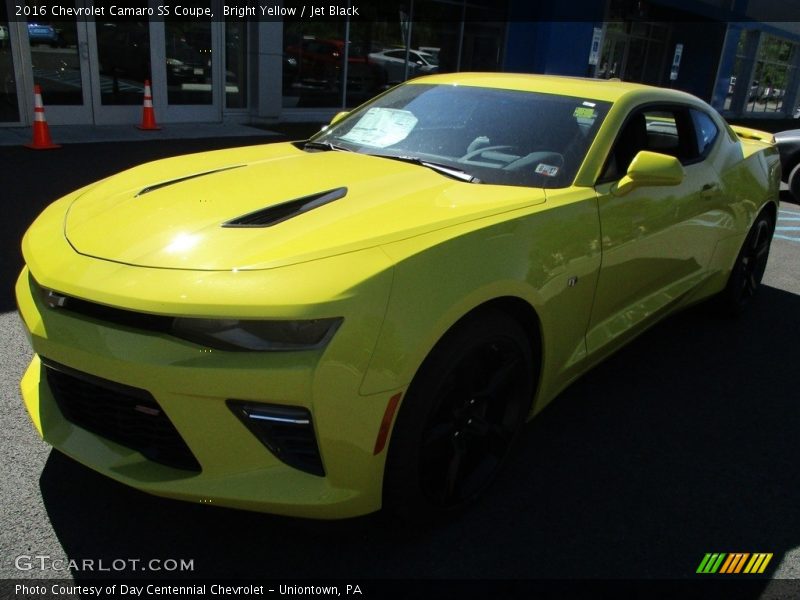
[312,83,611,188]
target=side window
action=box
[690,109,719,158]
[644,111,679,154]
[601,106,698,181]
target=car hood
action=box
[64,142,545,271]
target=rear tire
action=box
[719,210,774,314]
[383,310,536,524]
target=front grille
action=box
[43,359,201,472]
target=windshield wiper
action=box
[369,154,481,183]
[303,140,351,152]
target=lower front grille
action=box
[43,359,201,472]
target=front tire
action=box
[383,310,536,523]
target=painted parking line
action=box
[776,208,800,243]
[775,210,800,242]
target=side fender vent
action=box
[223,187,347,228]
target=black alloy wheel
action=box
[722,210,774,313]
[383,310,535,522]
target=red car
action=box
[285,37,384,94]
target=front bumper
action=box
[16,251,401,519]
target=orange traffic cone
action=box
[25,85,61,150]
[136,80,161,130]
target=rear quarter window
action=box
[690,109,719,157]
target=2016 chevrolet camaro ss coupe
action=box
[18,73,780,520]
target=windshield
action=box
[419,53,439,66]
[311,83,611,188]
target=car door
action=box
[586,105,724,355]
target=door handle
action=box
[700,183,718,198]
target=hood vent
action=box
[136,165,244,197]
[223,187,347,228]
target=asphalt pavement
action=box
[1,129,800,591]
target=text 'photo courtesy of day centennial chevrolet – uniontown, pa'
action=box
[14,3,359,18]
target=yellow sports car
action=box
[17,73,780,520]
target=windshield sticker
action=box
[535,163,559,177]
[340,108,418,148]
[582,101,597,107]
[573,106,596,119]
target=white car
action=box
[0,25,9,45]
[368,49,439,84]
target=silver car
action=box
[368,49,439,84]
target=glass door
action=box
[85,0,152,124]
[1,0,23,123]
[10,0,223,126]
[158,0,222,122]
[12,0,93,124]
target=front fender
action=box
[361,192,602,413]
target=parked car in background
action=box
[285,37,383,95]
[417,46,441,61]
[368,48,439,84]
[96,22,209,87]
[0,24,9,47]
[27,22,63,47]
[775,128,800,201]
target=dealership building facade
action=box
[1,0,799,129]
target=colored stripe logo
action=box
[696,553,773,574]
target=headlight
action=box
[171,317,343,352]
[32,277,342,352]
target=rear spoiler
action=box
[729,124,775,144]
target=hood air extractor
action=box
[223,187,347,228]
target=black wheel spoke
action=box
[747,272,758,296]
[443,436,466,502]
[474,354,521,400]
[464,414,490,437]
[423,421,455,447]
[754,242,769,260]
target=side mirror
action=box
[612,150,684,196]
[330,111,349,126]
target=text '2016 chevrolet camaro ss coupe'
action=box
[17,73,780,521]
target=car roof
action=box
[408,72,700,105]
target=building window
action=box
[595,21,669,85]
[281,0,506,110]
[746,33,797,114]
